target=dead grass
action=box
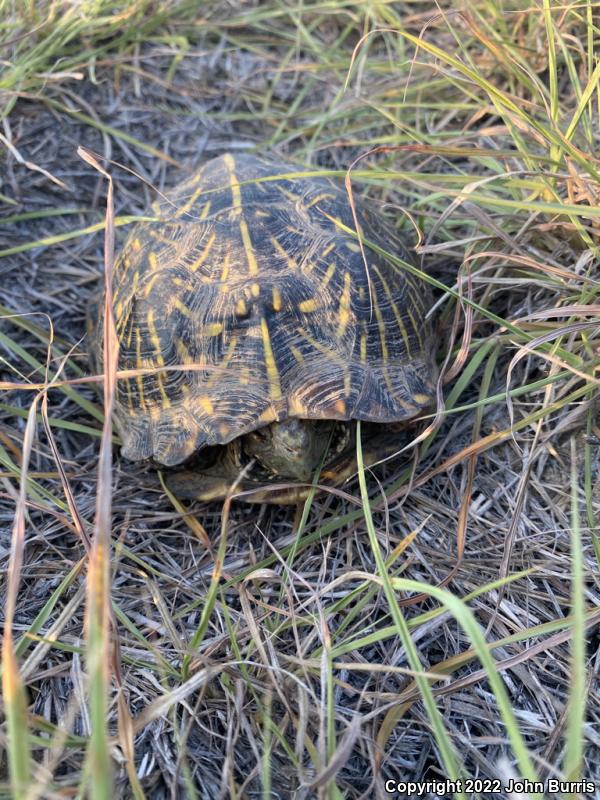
[1,1,599,798]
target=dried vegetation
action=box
[0,1,599,798]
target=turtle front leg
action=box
[164,423,412,505]
[164,440,317,505]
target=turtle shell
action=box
[92,153,437,466]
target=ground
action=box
[0,2,599,799]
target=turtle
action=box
[88,153,437,504]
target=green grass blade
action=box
[563,441,587,780]
[355,422,464,796]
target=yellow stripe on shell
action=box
[369,283,394,394]
[360,330,367,362]
[370,265,412,356]
[397,398,417,413]
[125,376,134,411]
[298,326,344,362]
[223,153,242,207]
[207,335,238,388]
[288,397,308,415]
[125,314,135,349]
[147,308,170,407]
[173,276,194,289]
[174,183,205,218]
[238,366,251,385]
[198,395,214,414]
[298,297,319,313]
[258,407,278,425]
[173,298,193,317]
[322,262,337,289]
[146,309,164,364]
[204,322,223,336]
[297,326,350,396]
[336,271,352,338]
[149,230,177,246]
[290,344,304,363]
[277,185,299,203]
[344,371,351,397]
[406,303,424,351]
[240,220,259,276]
[260,317,282,401]
[334,399,346,415]
[157,377,170,407]
[189,232,216,272]
[219,252,231,287]
[219,422,231,438]
[272,286,282,312]
[413,393,432,405]
[135,328,145,410]
[306,192,334,209]
[142,272,162,297]
[182,169,205,188]
[175,336,193,363]
[270,236,298,271]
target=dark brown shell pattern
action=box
[99,154,437,466]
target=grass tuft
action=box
[1,1,598,795]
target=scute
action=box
[91,153,437,466]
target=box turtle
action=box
[89,153,437,503]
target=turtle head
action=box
[165,419,336,504]
[243,418,331,481]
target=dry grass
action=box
[1,1,599,798]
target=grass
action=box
[0,1,599,798]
